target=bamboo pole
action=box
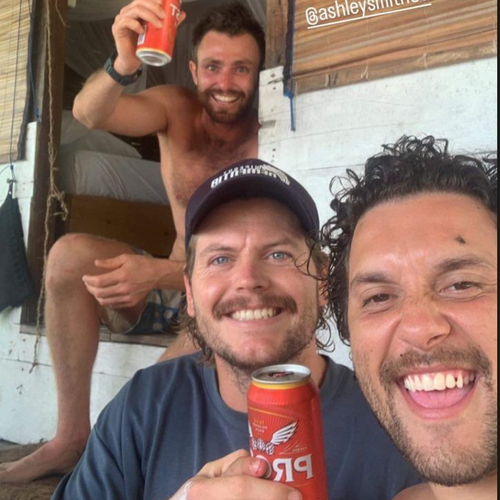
[0,0,33,164]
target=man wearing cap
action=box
[51,160,420,500]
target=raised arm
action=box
[73,0,184,137]
[73,78,172,137]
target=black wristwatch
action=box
[104,50,143,86]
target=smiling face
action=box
[185,198,324,376]
[348,193,498,486]
[189,31,261,124]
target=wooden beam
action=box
[22,0,68,324]
[265,0,290,68]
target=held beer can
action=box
[248,365,329,500]
[136,0,182,67]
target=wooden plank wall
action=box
[61,196,176,258]
[266,0,498,94]
[266,0,290,68]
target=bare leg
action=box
[158,329,199,362]
[0,234,146,484]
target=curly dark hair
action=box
[191,2,266,69]
[321,135,498,345]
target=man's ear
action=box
[184,275,196,318]
[189,61,199,87]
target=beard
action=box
[354,346,498,487]
[194,292,320,379]
[198,87,256,124]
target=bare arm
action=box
[73,74,171,137]
[73,0,186,136]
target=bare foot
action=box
[0,438,86,484]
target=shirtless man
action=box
[0,0,263,484]
[322,136,497,500]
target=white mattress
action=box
[59,150,170,206]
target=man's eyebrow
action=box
[200,58,223,65]
[199,58,254,66]
[262,237,302,251]
[198,238,302,258]
[199,245,235,258]
[350,273,396,290]
[350,255,496,289]
[232,59,254,66]
[435,255,496,274]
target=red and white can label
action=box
[248,365,329,500]
[136,0,182,66]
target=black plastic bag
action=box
[0,184,36,313]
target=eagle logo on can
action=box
[249,422,298,456]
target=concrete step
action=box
[20,324,177,348]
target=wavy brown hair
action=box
[321,136,498,345]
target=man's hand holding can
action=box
[169,450,302,500]
[111,0,183,75]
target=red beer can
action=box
[136,0,182,66]
[248,365,328,500]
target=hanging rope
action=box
[31,0,69,372]
[0,165,13,179]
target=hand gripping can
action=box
[136,0,182,66]
[248,365,329,500]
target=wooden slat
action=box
[0,0,32,164]
[62,195,177,258]
[266,0,291,68]
[289,0,497,93]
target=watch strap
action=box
[104,51,143,87]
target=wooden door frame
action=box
[265,0,290,69]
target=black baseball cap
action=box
[185,159,320,250]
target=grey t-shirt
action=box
[52,354,421,499]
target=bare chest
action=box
[161,132,258,208]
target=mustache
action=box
[203,88,246,100]
[214,293,298,320]
[380,346,494,389]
